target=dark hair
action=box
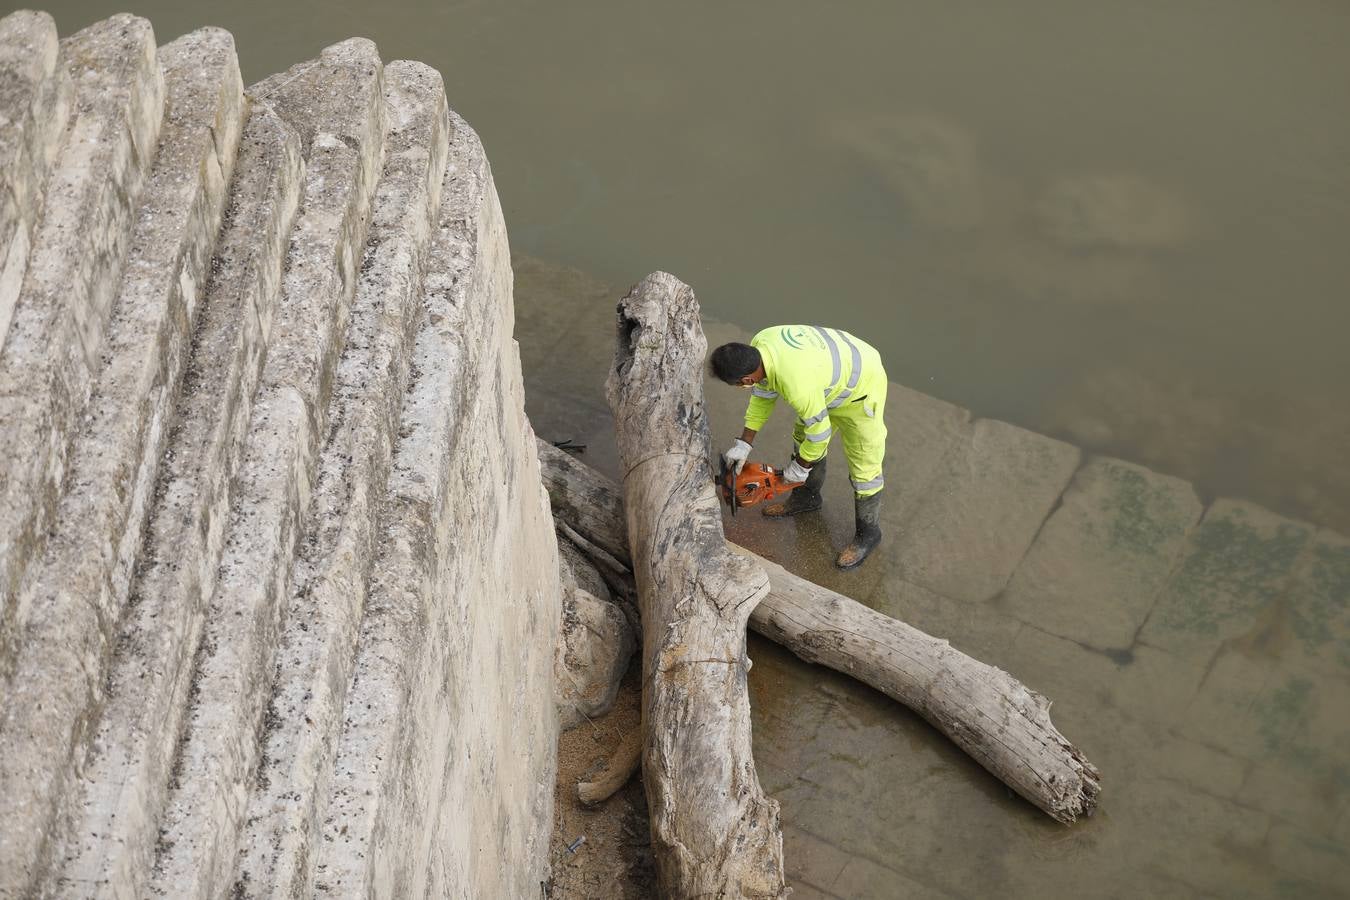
[709,343,761,384]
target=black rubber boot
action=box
[836,490,882,569]
[762,456,826,517]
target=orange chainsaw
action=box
[716,458,802,515]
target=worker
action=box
[710,325,888,569]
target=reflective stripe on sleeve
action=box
[752,386,778,399]
[803,408,829,426]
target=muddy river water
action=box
[38,0,1350,895]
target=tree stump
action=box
[604,272,787,898]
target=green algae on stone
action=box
[1286,533,1350,672]
[1141,500,1311,653]
[1102,460,1196,557]
[1252,675,1313,757]
[1000,456,1201,649]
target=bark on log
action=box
[536,438,1103,825]
[604,272,787,899]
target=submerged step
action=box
[0,24,244,896]
[54,104,304,899]
[1001,456,1204,649]
[887,417,1082,604]
[236,60,450,898]
[0,14,163,684]
[149,38,387,898]
[0,10,72,346]
[1139,498,1313,658]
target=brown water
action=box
[39,0,1350,529]
[35,1,1350,895]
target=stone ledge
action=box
[149,42,386,897]
[236,60,449,898]
[0,25,241,895]
[56,103,304,898]
[889,417,1081,604]
[1000,455,1203,649]
[316,111,559,899]
[0,14,163,687]
[0,10,72,347]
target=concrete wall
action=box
[0,12,559,898]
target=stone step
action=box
[235,60,449,898]
[885,417,1081,604]
[316,109,558,899]
[53,104,304,899]
[1284,528,1350,682]
[999,456,1204,650]
[149,38,387,898]
[1139,498,1313,658]
[0,15,163,667]
[878,383,972,526]
[0,11,72,345]
[0,25,243,895]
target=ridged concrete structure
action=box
[0,12,560,898]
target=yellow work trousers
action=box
[792,379,887,498]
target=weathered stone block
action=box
[781,824,851,895]
[878,381,973,527]
[1147,733,1248,800]
[1108,642,1205,728]
[997,624,1121,724]
[0,10,71,345]
[0,25,245,895]
[317,111,559,899]
[235,60,448,898]
[1267,822,1350,894]
[863,567,1023,665]
[1176,649,1282,761]
[1285,529,1350,680]
[888,417,1081,603]
[150,39,385,898]
[55,103,304,898]
[0,15,163,686]
[1000,456,1202,649]
[1111,778,1270,898]
[829,853,948,900]
[1242,758,1343,834]
[1139,498,1312,657]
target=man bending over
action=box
[710,325,888,569]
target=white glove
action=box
[783,458,811,484]
[723,439,752,475]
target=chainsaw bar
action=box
[718,454,738,516]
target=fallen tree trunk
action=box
[604,272,787,899]
[538,438,1102,825]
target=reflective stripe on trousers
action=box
[792,379,887,497]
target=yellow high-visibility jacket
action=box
[744,325,885,463]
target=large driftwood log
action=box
[538,439,1103,824]
[604,273,787,899]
